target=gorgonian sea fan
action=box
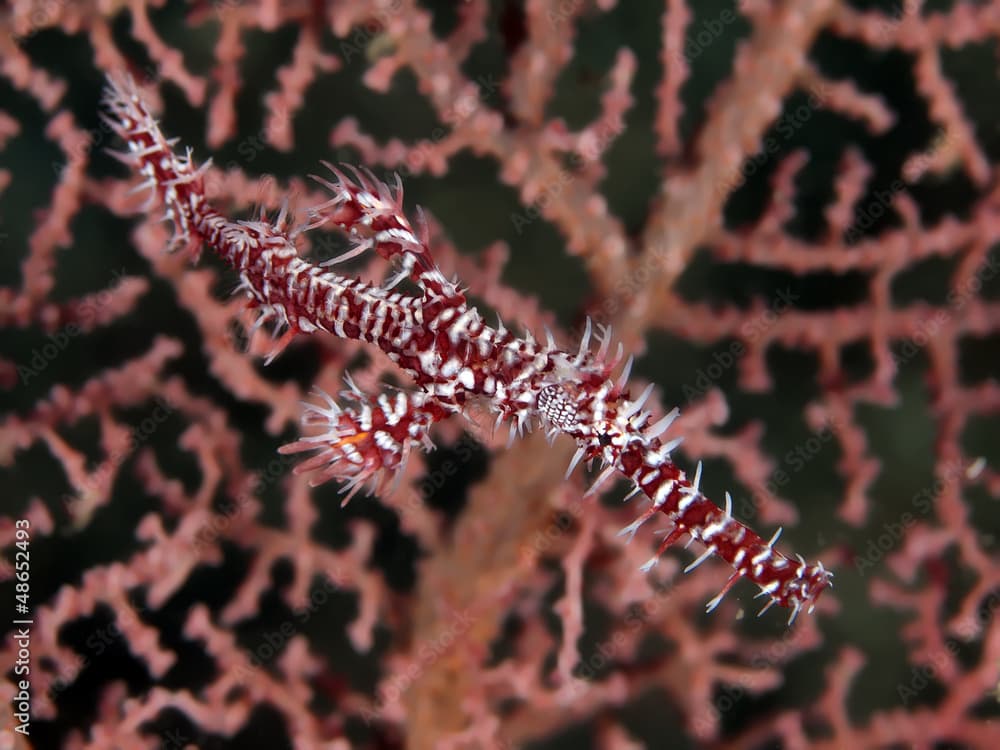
[101,74,832,624]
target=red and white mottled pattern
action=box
[103,75,832,623]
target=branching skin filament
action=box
[102,75,832,624]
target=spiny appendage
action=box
[278,379,453,503]
[237,292,296,365]
[616,455,832,624]
[307,163,434,289]
[534,321,645,477]
[544,324,832,623]
[307,162,467,310]
[101,75,213,256]
[522,320,629,441]
[102,74,459,358]
[103,78,831,624]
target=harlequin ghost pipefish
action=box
[101,75,832,624]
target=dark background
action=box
[2,0,999,747]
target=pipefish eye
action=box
[537,384,577,429]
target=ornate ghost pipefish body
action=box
[102,74,832,624]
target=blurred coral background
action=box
[1,1,999,748]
